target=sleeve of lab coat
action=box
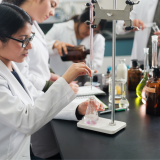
[0,77,75,135]
[54,101,82,121]
[45,24,60,57]
[86,34,105,71]
[16,56,46,91]
[116,5,137,35]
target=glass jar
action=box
[117,59,127,83]
[127,59,142,91]
[109,77,126,104]
[102,69,110,93]
[146,68,160,115]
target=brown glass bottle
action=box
[127,59,142,90]
[146,68,160,115]
[61,45,90,61]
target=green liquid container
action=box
[136,72,149,98]
[136,48,149,98]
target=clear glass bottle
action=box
[152,35,158,68]
[117,59,128,83]
[127,59,142,91]
[61,45,90,61]
[136,48,149,98]
[119,91,129,109]
[84,97,99,125]
[146,68,160,115]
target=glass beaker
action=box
[117,59,127,83]
[84,97,99,125]
[109,77,126,104]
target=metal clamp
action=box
[85,3,91,7]
[125,26,140,31]
[126,0,140,5]
[85,20,91,25]
[91,25,97,28]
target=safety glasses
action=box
[6,32,35,48]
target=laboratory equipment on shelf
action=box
[127,59,142,91]
[84,97,99,125]
[117,59,127,83]
[146,68,160,115]
[109,77,126,104]
[61,45,90,61]
[136,48,149,98]
[152,35,158,68]
[78,0,140,135]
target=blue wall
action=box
[104,39,134,57]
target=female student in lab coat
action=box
[46,7,107,76]
[2,0,104,159]
[0,3,104,159]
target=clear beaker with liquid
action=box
[109,77,126,104]
[84,97,99,125]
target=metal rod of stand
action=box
[110,0,117,125]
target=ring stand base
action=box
[77,117,126,135]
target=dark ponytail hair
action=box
[70,7,107,31]
[0,3,32,43]
[2,0,27,6]
[2,0,44,7]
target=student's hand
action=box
[69,83,79,94]
[62,62,91,84]
[50,73,60,82]
[53,40,74,56]
[154,31,160,46]
[77,100,105,115]
[132,19,146,31]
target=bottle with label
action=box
[102,68,110,93]
[136,48,149,98]
[117,59,127,83]
[127,59,142,90]
[146,68,160,115]
[61,45,90,61]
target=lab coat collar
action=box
[0,60,34,105]
[32,21,47,46]
[66,20,75,30]
[66,20,77,45]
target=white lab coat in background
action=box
[0,60,75,160]
[46,20,105,76]
[116,0,159,62]
[16,21,51,91]
[16,20,82,158]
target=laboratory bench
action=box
[50,75,160,160]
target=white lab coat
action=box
[46,20,105,76]
[16,21,51,91]
[15,21,81,158]
[116,0,159,62]
[0,60,75,160]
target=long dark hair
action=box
[70,7,107,31]
[0,3,32,43]
[2,0,43,6]
[2,0,27,6]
